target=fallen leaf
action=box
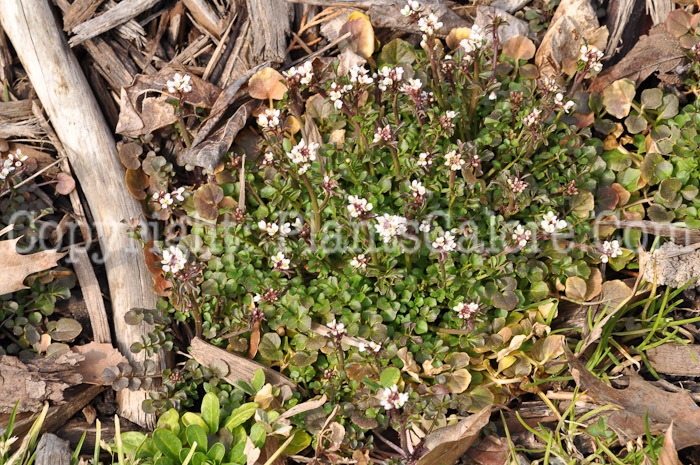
[193,183,224,221]
[274,394,327,423]
[659,424,683,465]
[446,27,475,50]
[0,237,66,296]
[72,342,129,385]
[602,79,637,118]
[589,25,686,93]
[125,168,149,200]
[475,6,533,46]
[417,407,491,465]
[248,67,287,101]
[502,36,536,61]
[339,12,375,59]
[82,405,97,425]
[565,276,587,301]
[647,343,700,376]
[468,436,509,465]
[567,344,700,449]
[117,142,143,170]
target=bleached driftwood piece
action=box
[0,0,161,428]
[247,0,292,63]
[183,0,223,39]
[68,0,159,46]
[35,434,71,465]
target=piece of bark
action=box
[183,0,222,38]
[647,344,700,376]
[68,0,159,46]
[0,28,12,83]
[1,0,162,428]
[189,337,296,389]
[589,24,685,93]
[0,385,104,440]
[0,354,83,413]
[63,0,105,32]
[35,433,71,465]
[247,0,291,64]
[56,416,140,453]
[0,100,43,138]
[85,64,121,128]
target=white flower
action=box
[350,253,369,271]
[601,240,623,263]
[512,223,532,248]
[328,319,347,337]
[329,82,346,109]
[540,211,567,234]
[172,187,186,202]
[379,384,409,410]
[280,222,292,236]
[522,108,541,127]
[284,61,314,85]
[287,139,319,175]
[349,65,373,85]
[400,0,422,16]
[579,45,604,72]
[418,13,443,36]
[542,76,560,93]
[377,66,404,91]
[263,152,275,165]
[459,26,484,53]
[444,149,464,171]
[293,217,304,230]
[1,150,27,181]
[161,246,187,273]
[445,110,457,120]
[347,195,373,218]
[563,100,575,113]
[271,252,290,270]
[166,73,192,93]
[373,125,393,144]
[432,231,457,252]
[506,176,528,194]
[257,108,281,129]
[554,93,575,114]
[375,214,408,243]
[359,340,382,353]
[258,219,280,236]
[419,220,431,233]
[488,92,497,100]
[417,152,431,167]
[401,78,423,94]
[410,180,426,198]
[453,301,479,320]
[254,293,262,303]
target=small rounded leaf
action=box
[339,12,375,59]
[248,67,287,101]
[193,183,224,220]
[502,36,536,61]
[602,79,636,119]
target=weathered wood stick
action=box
[597,219,700,245]
[35,434,71,465]
[183,0,223,39]
[68,0,159,46]
[0,0,161,428]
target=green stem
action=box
[363,224,380,266]
[178,114,192,148]
[390,146,401,177]
[301,174,321,233]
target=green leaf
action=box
[48,318,82,342]
[378,38,416,67]
[283,430,312,455]
[250,423,267,448]
[156,408,180,435]
[208,443,226,463]
[641,88,663,110]
[120,432,147,455]
[259,332,283,361]
[224,403,259,431]
[380,367,401,387]
[182,412,208,431]
[602,79,636,119]
[153,428,182,462]
[186,424,208,452]
[201,392,220,434]
[251,369,265,392]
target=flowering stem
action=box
[569,65,589,97]
[389,146,401,177]
[188,288,203,338]
[301,174,321,234]
[334,339,346,377]
[363,224,380,266]
[439,260,447,289]
[177,114,192,148]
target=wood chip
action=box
[68,0,159,46]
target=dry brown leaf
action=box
[567,344,700,449]
[446,27,473,50]
[339,12,375,59]
[565,276,587,301]
[0,238,66,296]
[585,267,602,300]
[602,79,637,118]
[468,436,509,465]
[55,172,75,195]
[647,343,700,376]
[589,24,686,93]
[274,394,327,423]
[82,405,97,425]
[660,424,683,465]
[417,407,491,465]
[502,36,536,61]
[247,67,287,101]
[72,342,128,385]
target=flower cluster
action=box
[512,224,532,248]
[347,195,373,218]
[359,340,381,353]
[287,139,319,174]
[540,211,567,234]
[376,66,404,91]
[350,253,369,271]
[444,149,465,171]
[373,125,395,144]
[329,82,352,109]
[579,44,604,72]
[153,187,185,210]
[349,65,373,85]
[410,180,426,200]
[271,252,290,271]
[0,149,28,181]
[600,240,623,263]
[522,108,542,128]
[432,231,457,252]
[375,214,408,243]
[554,93,575,113]
[283,61,314,85]
[257,108,281,130]
[379,384,409,410]
[507,176,528,194]
[161,246,187,273]
[328,319,347,338]
[459,26,484,53]
[418,13,443,37]
[453,301,479,320]
[417,152,432,167]
[399,0,422,18]
[258,219,292,237]
[166,73,192,93]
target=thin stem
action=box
[189,289,203,338]
[301,174,321,233]
[178,114,192,148]
[389,146,401,177]
[363,224,380,266]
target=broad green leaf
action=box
[120,431,147,455]
[283,430,312,455]
[250,423,267,448]
[201,392,220,434]
[186,424,208,453]
[379,367,401,387]
[251,369,265,392]
[153,428,182,462]
[224,403,259,431]
[208,443,226,463]
[378,38,416,66]
[156,408,180,435]
[182,412,208,430]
